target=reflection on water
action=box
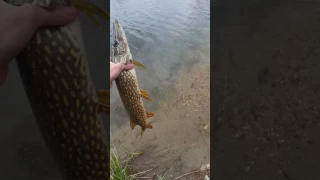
[110,0,210,131]
[110,0,210,178]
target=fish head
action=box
[111,19,131,65]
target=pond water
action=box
[0,0,210,178]
[110,0,210,178]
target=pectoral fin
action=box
[130,59,147,70]
[83,10,102,28]
[69,0,110,26]
[140,90,152,101]
[96,90,110,115]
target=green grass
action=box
[157,171,168,180]
[110,147,140,180]
[110,147,168,180]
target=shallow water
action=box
[110,0,210,178]
[110,0,210,131]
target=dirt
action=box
[111,57,210,179]
[213,0,320,179]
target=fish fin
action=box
[68,0,110,25]
[130,59,147,70]
[140,90,152,101]
[141,124,152,136]
[146,123,153,129]
[130,119,137,130]
[146,111,155,118]
[96,90,110,116]
[83,10,102,28]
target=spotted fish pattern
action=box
[111,19,154,135]
[116,71,153,132]
[8,0,110,179]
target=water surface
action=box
[110,0,210,178]
[110,0,210,131]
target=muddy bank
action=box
[111,57,210,179]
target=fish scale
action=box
[111,19,155,135]
[5,0,110,179]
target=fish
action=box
[111,19,155,136]
[5,0,110,179]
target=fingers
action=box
[112,62,135,72]
[121,63,135,71]
[19,3,79,28]
[36,6,80,27]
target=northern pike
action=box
[111,19,155,136]
[5,0,110,179]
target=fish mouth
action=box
[112,19,123,47]
[111,19,130,64]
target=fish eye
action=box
[113,40,119,47]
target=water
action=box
[110,0,210,178]
[0,0,210,178]
[110,0,210,129]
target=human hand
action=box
[0,0,80,86]
[110,60,135,88]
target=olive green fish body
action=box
[111,19,154,134]
[8,1,109,179]
[115,70,150,131]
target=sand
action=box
[111,56,210,179]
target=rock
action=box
[200,163,210,171]
[204,175,210,180]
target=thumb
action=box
[36,6,80,27]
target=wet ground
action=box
[112,52,210,179]
[110,0,210,178]
[213,0,320,179]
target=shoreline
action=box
[111,58,210,179]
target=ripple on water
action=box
[110,0,210,132]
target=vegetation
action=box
[110,147,168,180]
